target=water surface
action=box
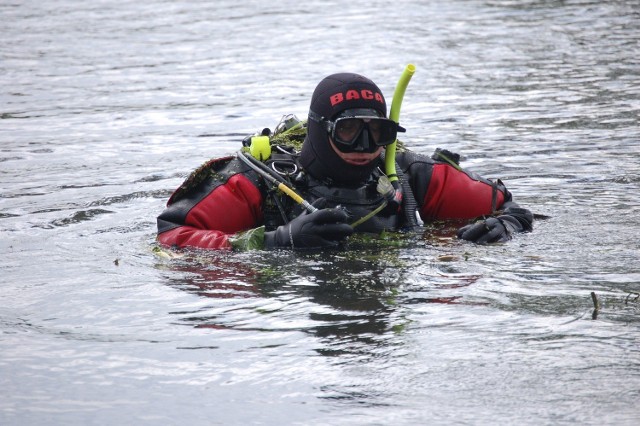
[1,0,639,425]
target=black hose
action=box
[396,165,420,231]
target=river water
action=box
[1,0,639,425]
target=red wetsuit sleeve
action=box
[419,163,505,220]
[157,174,264,250]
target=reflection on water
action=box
[157,237,487,361]
[2,0,640,424]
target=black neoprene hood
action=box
[299,73,387,185]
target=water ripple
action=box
[2,0,640,424]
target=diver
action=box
[156,72,533,250]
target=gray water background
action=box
[1,0,639,424]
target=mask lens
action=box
[334,118,364,145]
[374,119,398,146]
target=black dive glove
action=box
[264,199,353,250]
[457,204,533,244]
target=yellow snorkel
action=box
[386,64,415,185]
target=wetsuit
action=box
[156,148,533,250]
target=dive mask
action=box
[309,108,405,152]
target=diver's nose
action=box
[354,129,370,151]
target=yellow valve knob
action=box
[249,136,271,161]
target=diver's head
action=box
[300,73,400,185]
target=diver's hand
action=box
[457,216,519,244]
[457,203,533,244]
[264,199,353,249]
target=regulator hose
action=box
[237,150,318,214]
[398,165,420,230]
